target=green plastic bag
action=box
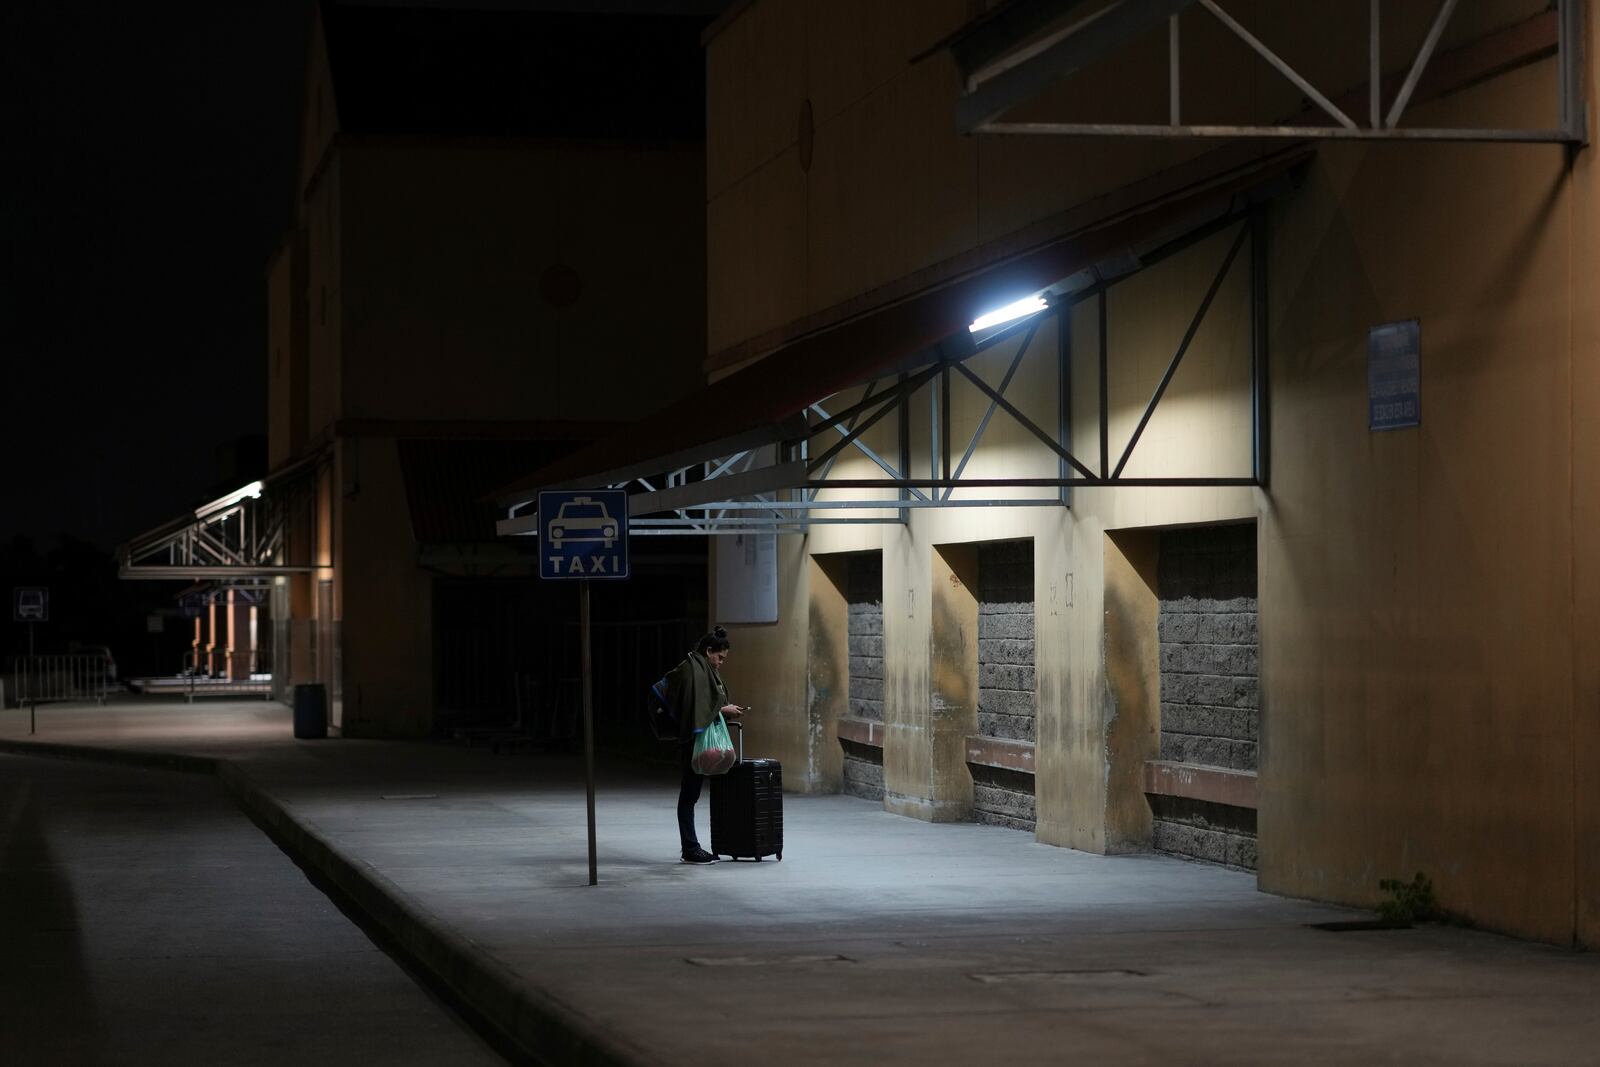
[690,713,737,775]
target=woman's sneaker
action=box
[682,846,718,864]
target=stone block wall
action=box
[977,541,1035,742]
[970,764,1037,831]
[1157,524,1258,769]
[1148,794,1258,869]
[1155,523,1259,868]
[973,540,1036,831]
[843,552,884,801]
[847,553,883,721]
[840,739,884,801]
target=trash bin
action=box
[293,683,328,739]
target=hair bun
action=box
[695,625,732,655]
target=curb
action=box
[0,738,646,1067]
[0,738,219,776]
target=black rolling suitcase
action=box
[710,722,783,861]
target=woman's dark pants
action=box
[677,742,704,853]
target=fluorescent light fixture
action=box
[968,295,1047,333]
[195,480,264,518]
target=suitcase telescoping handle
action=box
[727,718,744,762]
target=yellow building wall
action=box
[706,0,1550,356]
[266,230,308,469]
[706,1,1596,946]
[1573,121,1600,951]
[802,554,850,793]
[711,535,814,782]
[313,140,706,736]
[296,14,338,202]
[721,241,1262,846]
[1260,62,1584,944]
[338,142,706,423]
[305,156,342,439]
[335,435,433,738]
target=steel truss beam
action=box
[955,0,1196,132]
[119,467,321,579]
[117,565,314,579]
[806,362,943,484]
[946,318,1038,498]
[1112,221,1248,478]
[498,205,1271,538]
[957,0,1585,145]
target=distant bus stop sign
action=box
[537,490,629,580]
[13,587,48,623]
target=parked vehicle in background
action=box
[68,642,119,686]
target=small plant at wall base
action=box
[1377,871,1442,925]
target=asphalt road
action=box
[0,753,507,1066]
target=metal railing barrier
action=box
[13,654,110,734]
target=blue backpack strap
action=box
[647,676,682,741]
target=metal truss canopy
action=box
[118,457,323,581]
[950,0,1586,145]
[498,203,1270,538]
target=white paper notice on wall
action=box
[716,533,778,623]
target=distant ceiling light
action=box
[968,295,1047,333]
[195,480,264,518]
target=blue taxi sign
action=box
[537,490,629,580]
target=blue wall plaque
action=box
[1368,319,1421,431]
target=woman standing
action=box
[666,626,744,864]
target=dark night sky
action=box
[2,1,721,554]
[2,2,310,551]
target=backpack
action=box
[647,675,679,741]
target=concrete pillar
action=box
[207,600,221,676]
[316,578,335,706]
[804,555,848,793]
[928,543,978,821]
[192,617,203,675]
[884,541,977,822]
[1102,529,1161,853]
[289,574,315,685]
[226,590,252,681]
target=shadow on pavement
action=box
[0,772,106,1063]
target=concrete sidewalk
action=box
[4,700,1598,1066]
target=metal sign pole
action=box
[535,490,626,890]
[580,577,597,887]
